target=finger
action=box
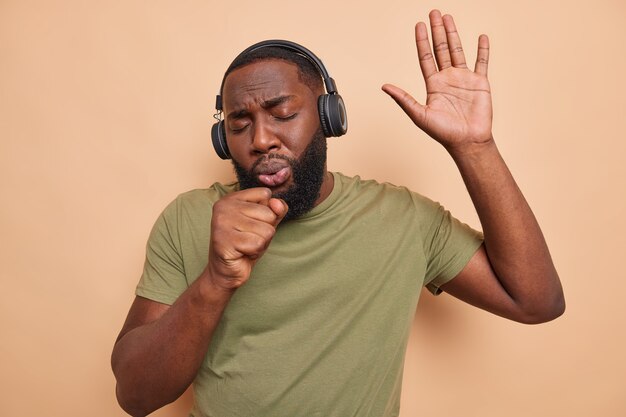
[442,14,467,69]
[231,187,272,205]
[211,211,276,257]
[268,198,289,226]
[381,84,426,129]
[213,191,276,225]
[429,9,452,71]
[415,22,437,80]
[231,213,274,235]
[237,201,280,225]
[474,34,490,76]
[233,225,277,258]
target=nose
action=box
[251,121,281,154]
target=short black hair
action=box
[222,46,324,94]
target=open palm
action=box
[383,11,493,151]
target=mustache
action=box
[251,153,296,172]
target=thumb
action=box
[268,198,289,226]
[381,83,426,129]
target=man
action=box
[112,10,565,417]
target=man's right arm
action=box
[111,188,288,416]
[111,277,232,416]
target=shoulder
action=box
[146,181,239,245]
[332,172,440,212]
[151,181,240,231]
[176,181,238,204]
[163,181,238,213]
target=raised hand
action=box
[382,10,493,153]
[207,188,288,290]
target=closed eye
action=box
[229,124,249,134]
[274,113,297,121]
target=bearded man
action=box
[112,10,564,417]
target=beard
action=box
[232,128,327,221]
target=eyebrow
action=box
[261,95,295,109]
[227,95,296,120]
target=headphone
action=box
[211,40,348,160]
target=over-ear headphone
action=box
[211,39,348,160]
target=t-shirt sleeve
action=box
[136,199,189,305]
[422,202,484,295]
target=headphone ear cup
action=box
[318,94,348,137]
[211,121,231,159]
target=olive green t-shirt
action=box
[137,172,483,417]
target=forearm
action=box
[450,139,564,319]
[112,272,233,416]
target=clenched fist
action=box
[206,187,288,290]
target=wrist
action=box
[446,135,497,163]
[205,260,252,292]
[195,266,239,305]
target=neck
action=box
[314,170,334,207]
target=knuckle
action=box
[250,234,265,249]
[404,94,418,108]
[420,52,434,61]
[212,198,231,214]
[259,224,276,241]
[211,206,228,225]
[434,41,449,52]
[250,232,272,253]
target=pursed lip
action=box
[254,159,292,188]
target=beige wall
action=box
[1,0,625,416]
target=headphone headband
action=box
[215,39,338,111]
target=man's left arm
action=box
[382,10,565,324]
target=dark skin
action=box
[381,10,564,322]
[112,10,564,416]
[111,59,327,417]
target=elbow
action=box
[112,355,142,416]
[112,357,158,417]
[115,382,150,417]
[516,293,566,325]
[116,388,142,417]
[113,362,181,417]
[115,382,165,417]
[111,348,184,416]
